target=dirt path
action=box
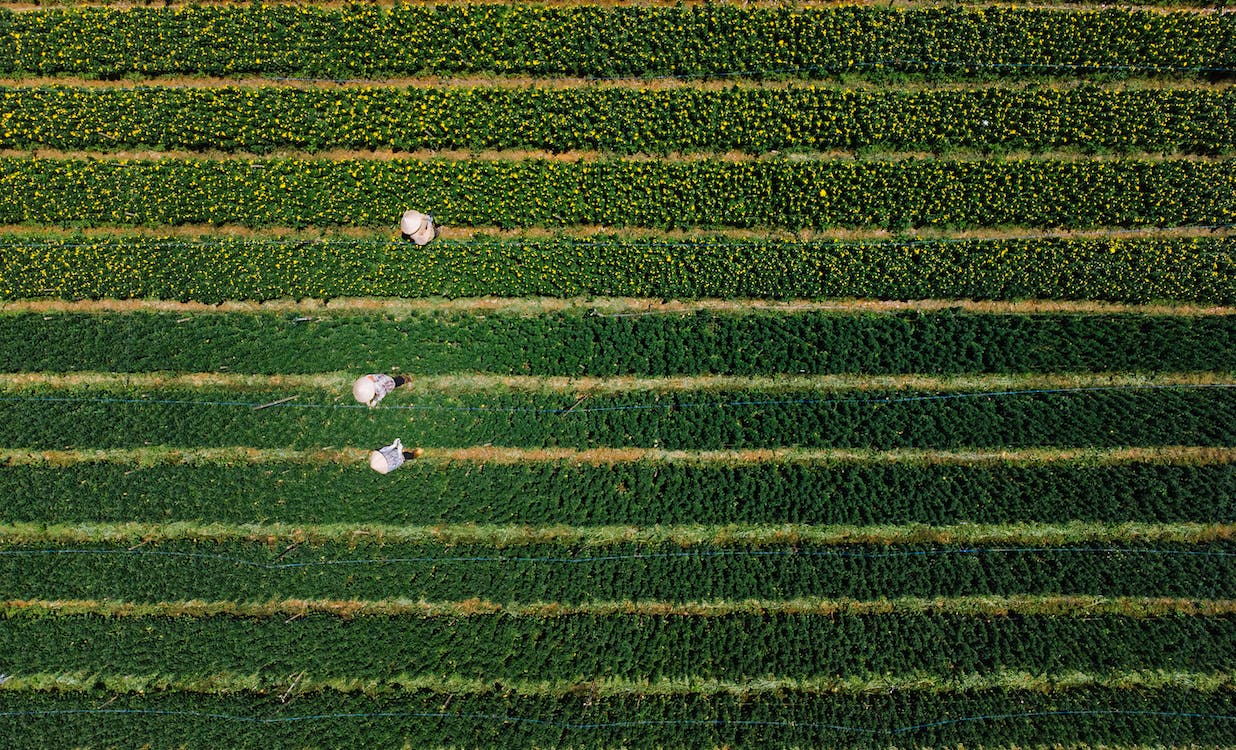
[4,295,1235,317]
[1,75,1229,92]
[2,370,1231,395]
[3,445,1230,467]
[4,147,1230,164]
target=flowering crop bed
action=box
[3,234,1233,303]
[3,83,1232,155]
[3,156,1232,230]
[1,5,1230,79]
[1,1,1234,747]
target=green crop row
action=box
[2,686,1233,749]
[4,610,1232,679]
[1,539,1230,603]
[1,385,1232,450]
[3,234,1233,304]
[3,459,1231,525]
[4,309,1232,375]
[0,5,1230,79]
[4,84,1232,155]
[3,157,1232,230]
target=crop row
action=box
[2,686,1232,749]
[4,609,1233,678]
[1,539,1230,603]
[4,458,1231,525]
[4,157,1233,230]
[1,5,1230,79]
[4,84,1233,156]
[2,385,1233,450]
[3,309,1232,375]
[3,234,1233,304]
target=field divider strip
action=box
[1,520,1232,547]
[5,595,1235,619]
[0,74,1231,92]
[1,445,1232,468]
[5,148,1233,164]
[1,669,1231,698]
[1,223,1232,244]
[4,296,1234,318]
[0,0,1228,14]
[7,147,1234,165]
[2,371,1232,395]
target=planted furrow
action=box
[0,385,1231,450]
[3,84,1232,155]
[3,449,1231,525]
[1,309,1232,375]
[3,606,1233,679]
[1,685,1233,749]
[1,537,1231,602]
[4,234,1231,303]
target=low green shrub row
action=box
[1,5,1229,79]
[1,386,1232,450]
[2,686,1232,749]
[3,157,1231,230]
[4,610,1233,679]
[1,540,1229,603]
[4,84,1231,155]
[2,460,1230,525]
[3,309,1231,375]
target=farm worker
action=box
[369,438,406,474]
[369,439,424,474]
[352,373,406,407]
[400,210,437,246]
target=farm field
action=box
[0,0,1234,748]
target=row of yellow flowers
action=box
[1,234,1231,304]
[0,5,1229,78]
[1,156,1232,230]
[2,84,1231,156]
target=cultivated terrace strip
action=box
[4,232,1230,303]
[0,5,1230,81]
[3,84,1233,157]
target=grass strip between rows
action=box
[2,371,1229,394]
[1,521,1231,547]
[2,296,1234,317]
[2,445,1234,467]
[3,669,1232,698]
[7,595,1234,618]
